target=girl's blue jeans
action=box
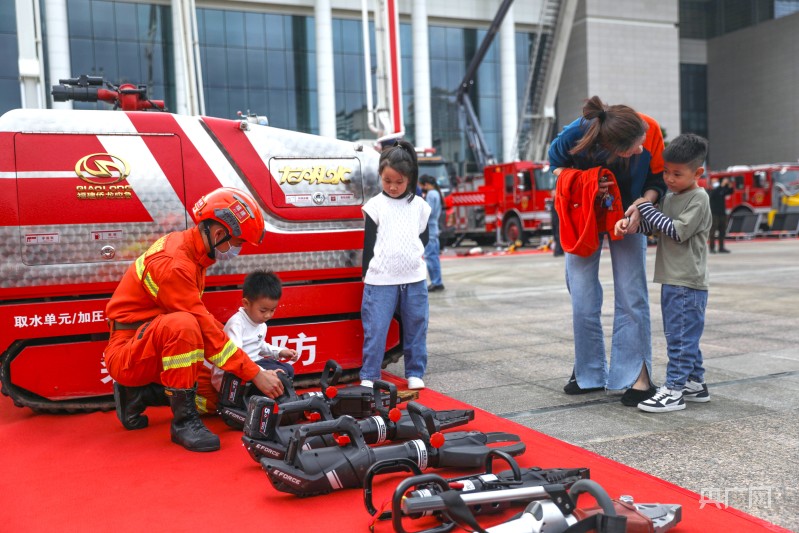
[360,281,428,382]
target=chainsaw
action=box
[260,401,526,497]
[218,359,419,430]
[242,382,474,462]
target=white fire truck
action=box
[0,77,401,413]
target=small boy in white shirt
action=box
[212,269,299,391]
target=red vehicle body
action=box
[704,164,799,227]
[445,161,557,245]
[0,108,400,412]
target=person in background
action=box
[211,269,299,393]
[420,174,445,292]
[548,95,666,406]
[104,187,284,452]
[708,176,733,253]
[360,140,431,390]
[616,133,712,412]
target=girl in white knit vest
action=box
[360,140,432,390]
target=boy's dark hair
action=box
[242,269,282,301]
[378,139,418,203]
[663,133,708,170]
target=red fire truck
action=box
[0,78,400,413]
[706,163,799,228]
[445,161,557,245]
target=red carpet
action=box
[0,376,788,533]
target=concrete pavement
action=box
[389,237,799,531]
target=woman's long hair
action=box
[569,95,648,162]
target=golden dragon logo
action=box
[75,153,131,185]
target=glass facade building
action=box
[678,0,799,39]
[677,0,799,139]
[3,0,797,164]
[65,0,175,110]
[0,2,21,112]
[197,10,316,133]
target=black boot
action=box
[166,386,220,452]
[114,382,169,430]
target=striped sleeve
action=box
[637,201,680,241]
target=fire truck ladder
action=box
[514,0,577,162]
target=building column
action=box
[171,0,203,116]
[315,0,337,138]
[44,0,72,109]
[411,0,431,149]
[16,0,46,108]
[171,0,189,115]
[500,4,517,162]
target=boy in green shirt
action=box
[615,133,712,412]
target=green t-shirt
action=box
[654,187,712,290]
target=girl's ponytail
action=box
[379,139,419,202]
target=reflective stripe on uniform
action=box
[207,339,237,368]
[135,254,159,299]
[195,394,208,414]
[162,349,204,371]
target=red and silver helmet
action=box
[191,187,266,245]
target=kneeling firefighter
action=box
[104,187,284,452]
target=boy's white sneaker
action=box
[407,377,425,390]
[682,380,710,402]
[638,386,685,413]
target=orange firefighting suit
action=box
[104,226,260,414]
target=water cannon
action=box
[236,110,269,131]
[51,75,166,111]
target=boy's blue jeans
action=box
[661,284,707,390]
[360,281,428,382]
[565,232,652,390]
[257,357,295,378]
[424,237,442,286]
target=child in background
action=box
[615,133,712,412]
[419,174,445,292]
[212,269,299,392]
[360,140,431,390]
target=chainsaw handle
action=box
[320,359,342,391]
[274,371,298,404]
[286,415,364,463]
[393,474,455,533]
[484,450,521,481]
[363,458,423,519]
[373,379,398,416]
[406,401,438,441]
[276,395,333,423]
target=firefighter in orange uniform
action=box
[104,187,284,452]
